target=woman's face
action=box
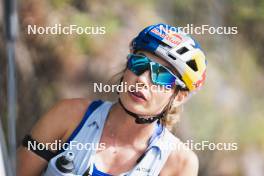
[119,51,176,116]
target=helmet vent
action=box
[176,47,189,55]
[186,60,198,71]
[168,54,177,60]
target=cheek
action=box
[122,69,135,84]
[148,88,174,112]
[119,69,136,101]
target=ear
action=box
[177,91,189,101]
[173,90,189,106]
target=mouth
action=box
[129,90,147,102]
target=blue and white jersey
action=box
[44,100,180,176]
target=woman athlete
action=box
[17,23,207,176]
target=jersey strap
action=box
[58,100,103,154]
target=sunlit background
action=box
[1,0,264,175]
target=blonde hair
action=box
[161,97,183,131]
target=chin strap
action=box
[118,99,164,124]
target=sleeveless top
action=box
[44,100,180,176]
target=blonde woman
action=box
[17,23,207,176]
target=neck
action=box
[105,102,156,148]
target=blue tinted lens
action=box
[127,54,149,75]
[150,62,176,87]
[127,54,176,87]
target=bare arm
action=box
[17,98,90,176]
[178,150,199,176]
[160,141,199,176]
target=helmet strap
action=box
[118,98,164,124]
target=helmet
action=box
[130,23,207,92]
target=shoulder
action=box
[30,98,92,149]
[160,131,199,176]
[17,98,94,175]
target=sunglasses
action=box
[127,54,185,88]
